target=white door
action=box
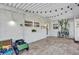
[69,20,75,38]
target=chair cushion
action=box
[17,44,28,51]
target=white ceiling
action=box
[1,3,79,20]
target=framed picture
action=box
[34,22,40,27]
[53,24,58,29]
[24,21,32,27]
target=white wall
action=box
[49,20,59,37]
[0,5,49,43]
[23,13,49,43]
[49,19,75,38]
[0,10,24,41]
[73,6,79,41]
[74,18,79,41]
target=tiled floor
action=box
[21,37,79,55]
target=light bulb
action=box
[44,24,47,27]
[8,21,16,26]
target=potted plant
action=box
[58,19,64,37]
[64,19,69,38]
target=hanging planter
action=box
[32,29,36,32]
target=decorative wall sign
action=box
[53,24,58,29]
[55,9,57,12]
[61,8,63,10]
[77,4,79,6]
[50,10,52,13]
[67,6,69,8]
[70,8,72,10]
[20,24,23,27]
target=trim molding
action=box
[74,39,79,43]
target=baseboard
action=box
[73,39,79,43]
[29,36,47,44]
[74,41,79,43]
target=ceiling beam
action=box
[19,3,25,9]
[14,3,18,8]
[15,3,21,8]
[21,4,28,10]
[27,3,44,11]
[22,3,32,10]
[34,3,49,11]
[8,3,12,7]
[17,3,23,8]
[12,3,17,7]
[24,3,37,11]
